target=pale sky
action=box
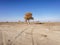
[0,0,60,22]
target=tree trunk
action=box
[28,20,30,24]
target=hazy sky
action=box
[0,0,60,22]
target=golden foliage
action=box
[24,12,33,20]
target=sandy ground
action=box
[0,22,60,45]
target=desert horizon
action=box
[0,0,60,45]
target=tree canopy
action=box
[24,12,34,22]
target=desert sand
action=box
[0,22,60,45]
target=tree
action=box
[24,12,34,24]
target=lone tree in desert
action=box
[24,12,34,24]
